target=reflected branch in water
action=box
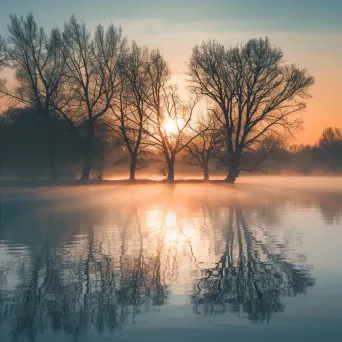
[191,207,315,323]
[0,203,171,341]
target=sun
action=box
[163,118,178,134]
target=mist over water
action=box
[0,177,342,341]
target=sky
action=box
[0,0,341,144]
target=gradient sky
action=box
[0,0,341,144]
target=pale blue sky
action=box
[0,0,341,33]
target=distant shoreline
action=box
[0,179,227,187]
[1,175,342,188]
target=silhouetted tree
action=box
[145,52,198,181]
[110,42,151,181]
[1,14,66,180]
[61,16,127,180]
[188,37,314,183]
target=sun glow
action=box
[145,209,183,246]
[163,118,178,134]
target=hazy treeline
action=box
[0,14,318,182]
[286,127,342,173]
[243,127,342,175]
[0,108,340,180]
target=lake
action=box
[0,178,342,341]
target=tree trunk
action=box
[203,166,209,181]
[226,153,241,184]
[81,122,95,181]
[48,133,57,182]
[167,159,175,182]
[129,154,137,182]
[47,122,57,182]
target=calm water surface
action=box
[0,179,342,341]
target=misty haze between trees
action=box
[0,14,339,183]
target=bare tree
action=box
[62,16,126,180]
[141,49,200,181]
[188,37,314,183]
[1,14,66,180]
[146,79,197,181]
[110,42,150,181]
[183,111,224,181]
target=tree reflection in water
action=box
[0,205,169,341]
[191,207,315,323]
